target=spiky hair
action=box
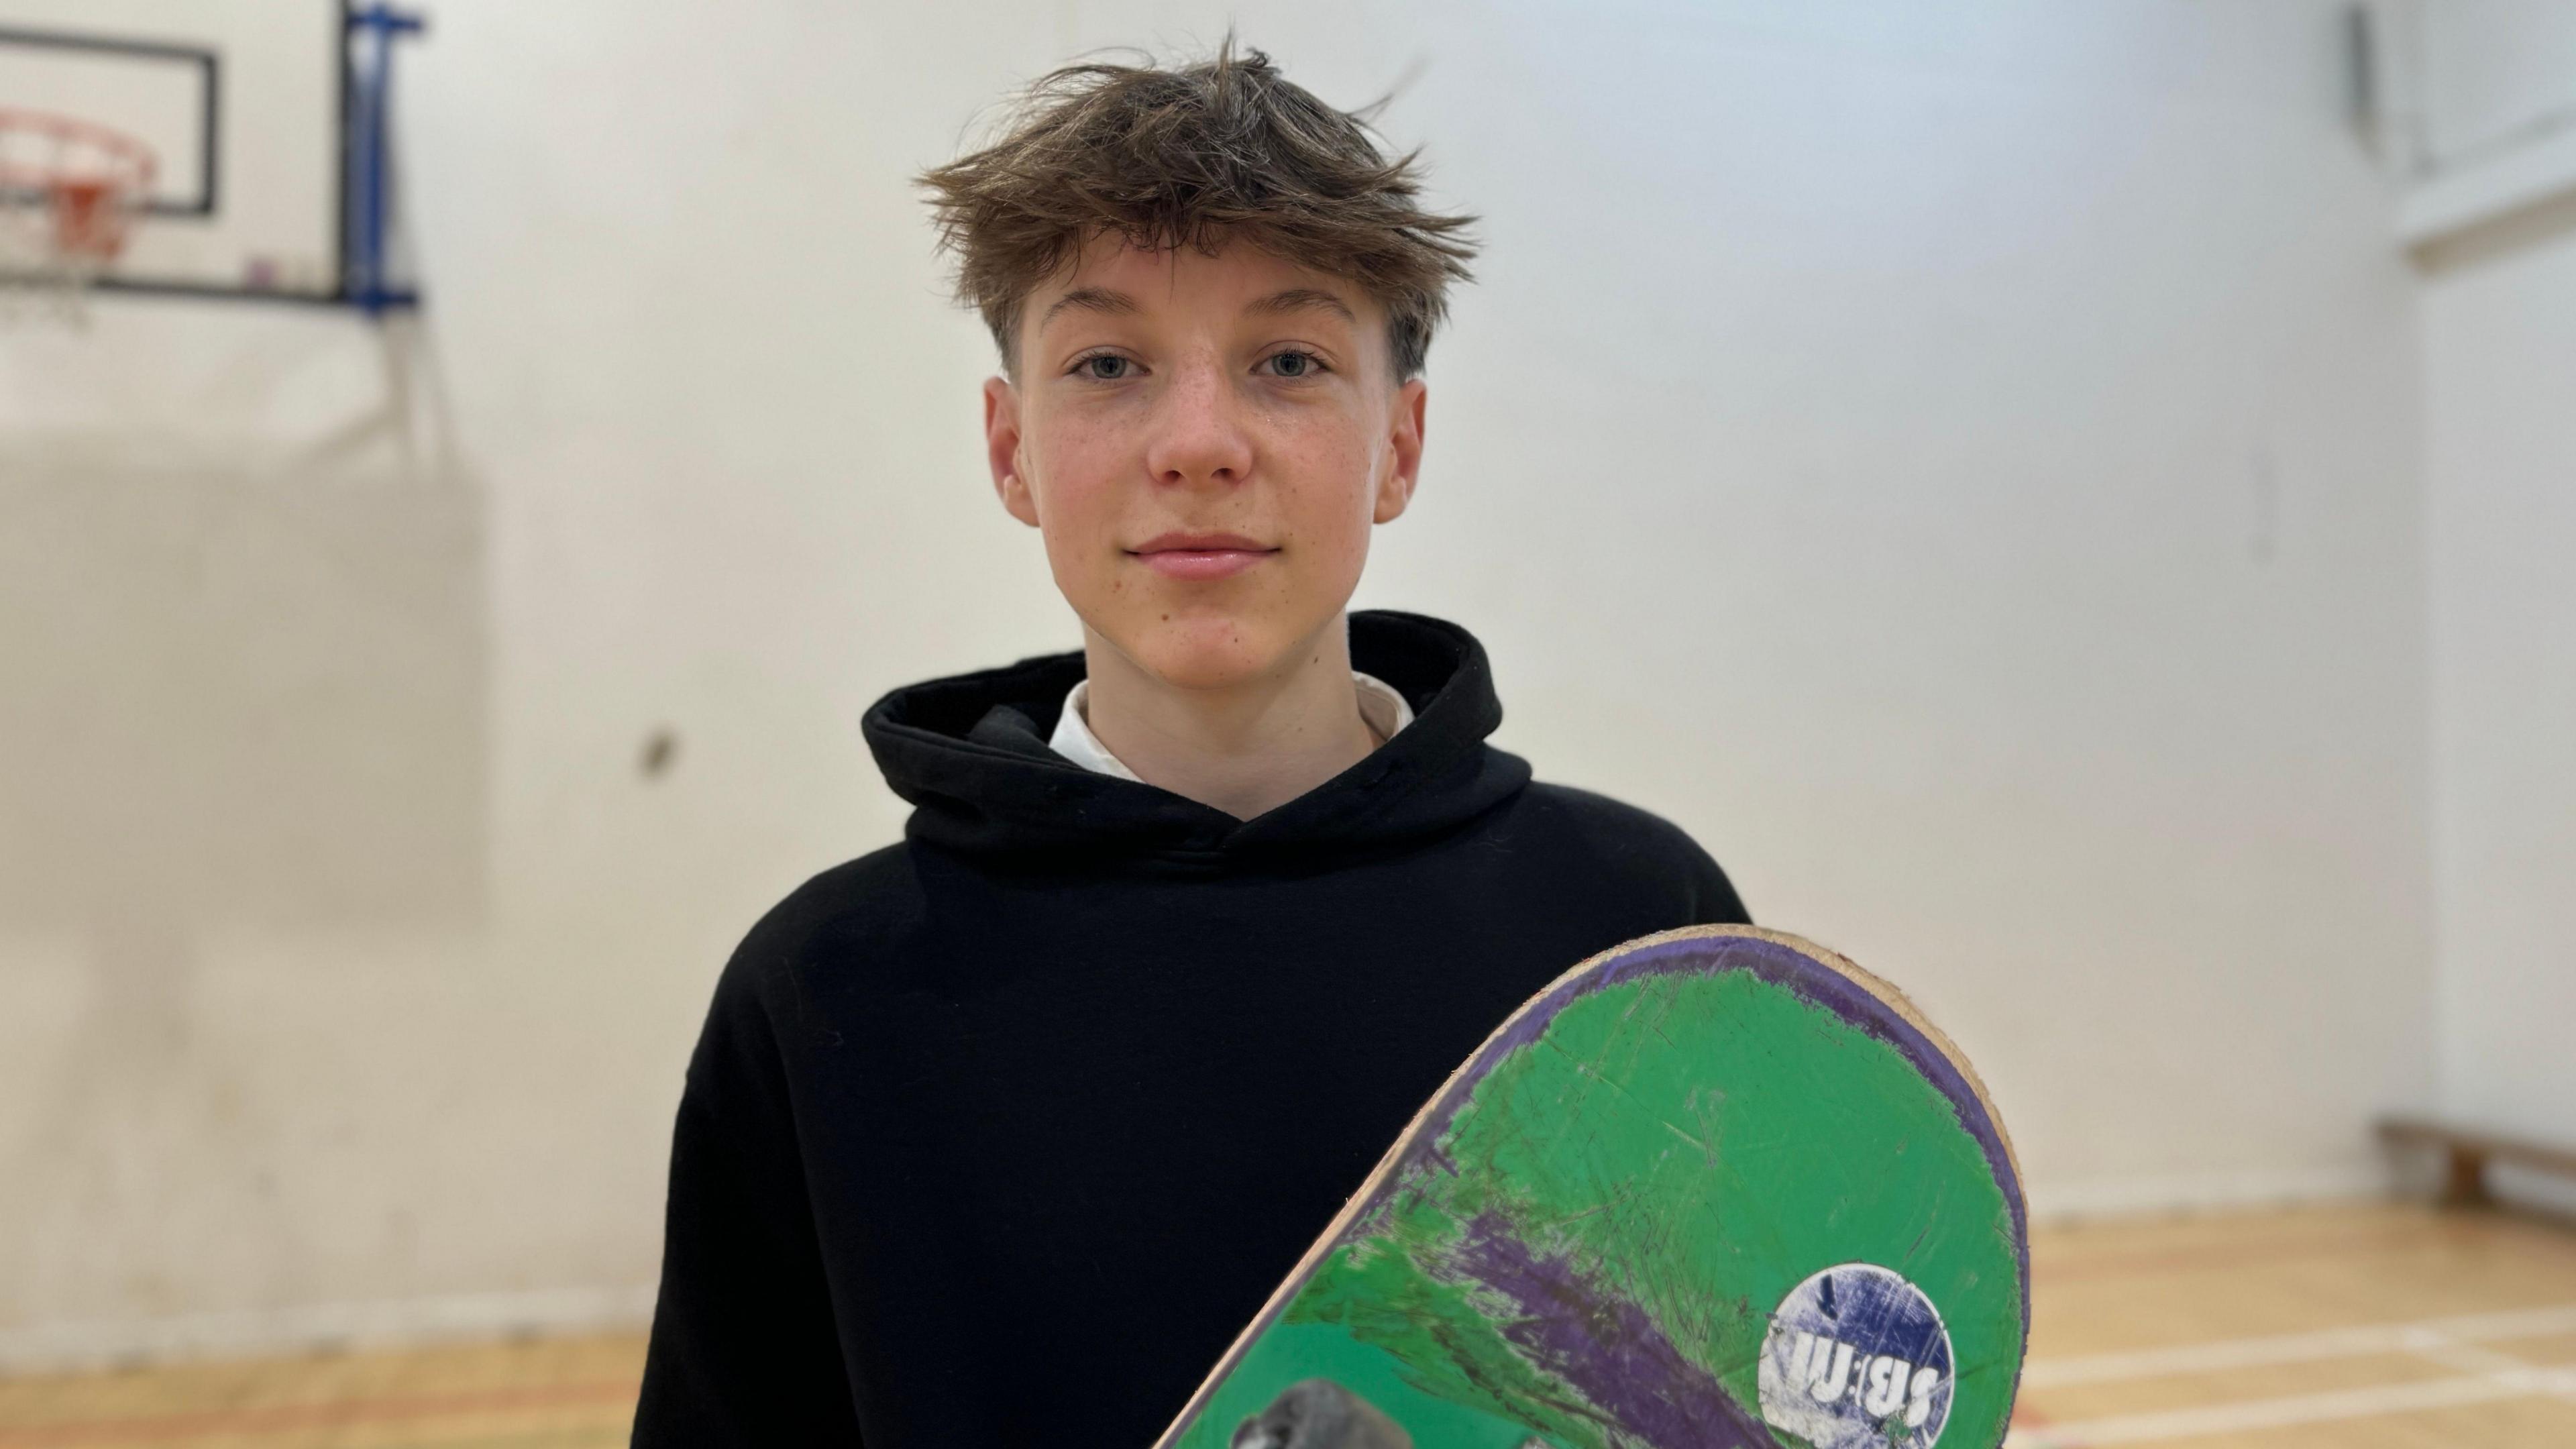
[916,34,1479,382]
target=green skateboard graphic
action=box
[1156,926,2027,1449]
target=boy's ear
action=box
[983,375,1041,529]
[1373,377,1428,525]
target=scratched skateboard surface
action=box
[1158,926,2027,1449]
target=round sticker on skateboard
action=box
[1758,1263,1955,1448]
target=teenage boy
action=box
[633,39,1746,1448]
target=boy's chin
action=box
[1097,610,1334,694]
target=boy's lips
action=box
[1128,531,1278,581]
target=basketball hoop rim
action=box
[0,106,162,290]
[0,106,160,193]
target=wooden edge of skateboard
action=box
[1148,922,2023,1448]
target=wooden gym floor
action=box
[1,1201,2571,1447]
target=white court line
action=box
[2017,1303,2576,1388]
[2004,1368,2576,1447]
[2007,1303,2576,1446]
[2410,1336,2565,1379]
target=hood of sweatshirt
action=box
[860,610,1534,867]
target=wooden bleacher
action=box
[2378,1116,2576,1207]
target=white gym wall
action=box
[2411,0,2576,1216]
[0,0,2562,1364]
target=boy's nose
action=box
[1144,358,1255,488]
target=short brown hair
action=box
[916,34,1479,384]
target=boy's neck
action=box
[1077,616,1382,821]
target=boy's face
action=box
[981,233,1427,694]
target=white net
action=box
[1,193,96,325]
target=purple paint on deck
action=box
[1444,1212,1779,1448]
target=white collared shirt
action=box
[1047,672,1415,784]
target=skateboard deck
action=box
[1156,925,2027,1449]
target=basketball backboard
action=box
[0,0,409,306]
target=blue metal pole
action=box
[345,4,424,316]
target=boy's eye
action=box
[1076,353,1134,382]
[1263,350,1326,379]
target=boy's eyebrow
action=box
[1037,286,1140,333]
[1244,287,1356,324]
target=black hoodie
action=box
[631,610,1747,1447]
